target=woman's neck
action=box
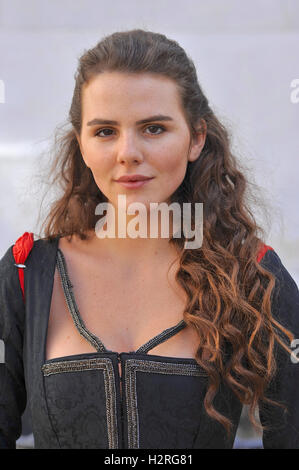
[81,229,180,268]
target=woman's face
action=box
[76,71,206,210]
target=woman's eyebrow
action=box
[86,114,174,126]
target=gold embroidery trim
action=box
[124,359,207,449]
[41,358,118,449]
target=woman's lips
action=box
[115,178,154,189]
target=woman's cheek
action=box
[89,154,110,178]
[162,151,187,175]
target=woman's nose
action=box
[116,132,144,165]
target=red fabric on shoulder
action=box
[12,232,34,302]
[256,243,274,263]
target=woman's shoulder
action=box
[0,233,60,335]
[0,232,59,290]
[0,231,94,284]
[258,245,299,293]
[258,245,299,334]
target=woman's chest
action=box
[46,251,199,362]
[40,351,212,449]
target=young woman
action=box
[1,29,299,449]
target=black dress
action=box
[0,235,299,449]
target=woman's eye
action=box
[94,125,165,138]
[145,125,165,135]
[95,128,114,137]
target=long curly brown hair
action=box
[37,29,294,436]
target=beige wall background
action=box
[0,0,298,284]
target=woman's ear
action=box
[188,119,207,163]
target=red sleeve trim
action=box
[256,243,274,263]
[12,232,34,302]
